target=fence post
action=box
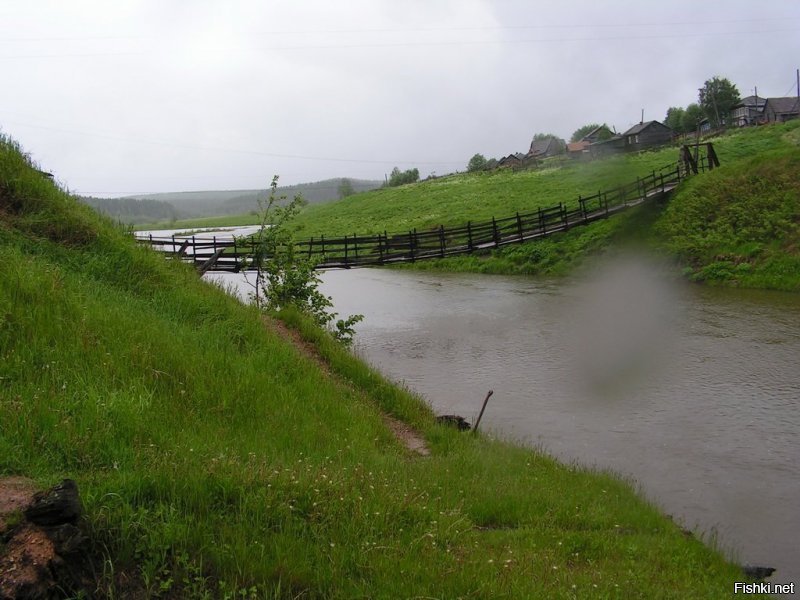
[378,233,384,263]
[353,232,359,261]
[439,225,446,257]
[409,229,417,262]
[601,191,608,215]
[344,235,349,265]
[560,203,568,230]
[516,212,523,240]
[538,207,545,233]
[492,217,500,246]
[467,221,473,251]
[308,237,314,259]
[233,237,238,271]
[579,195,586,220]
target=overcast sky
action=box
[2,1,799,196]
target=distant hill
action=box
[80,196,181,225]
[125,178,383,220]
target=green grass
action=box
[134,212,261,231]
[151,123,800,289]
[0,134,764,597]
[654,144,800,291]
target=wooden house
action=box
[619,120,673,151]
[526,137,565,160]
[763,97,800,123]
[498,152,525,168]
[731,95,767,127]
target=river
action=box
[182,234,800,587]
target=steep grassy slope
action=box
[292,123,797,238]
[294,122,799,284]
[0,135,760,597]
[655,144,800,291]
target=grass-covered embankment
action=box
[654,144,800,291]
[0,135,760,597]
[292,121,798,283]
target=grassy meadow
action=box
[0,134,764,597]
[146,122,800,288]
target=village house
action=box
[762,97,800,123]
[589,120,672,156]
[730,95,767,127]
[567,125,614,158]
[620,120,673,151]
[526,136,565,160]
[497,152,525,168]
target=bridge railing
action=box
[139,158,691,271]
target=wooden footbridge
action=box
[138,144,718,273]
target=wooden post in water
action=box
[472,390,494,434]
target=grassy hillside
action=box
[128,178,383,226]
[293,122,799,285]
[654,144,800,291]
[0,134,761,597]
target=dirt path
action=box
[265,317,431,457]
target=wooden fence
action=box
[138,145,718,272]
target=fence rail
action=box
[138,145,718,272]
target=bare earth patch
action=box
[0,476,36,531]
[264,316,431,457]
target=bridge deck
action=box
[137,162,691,273]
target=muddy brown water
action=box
[209,255,800,587]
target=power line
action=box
[1,16,798,42]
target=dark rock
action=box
[436,415,471,431]
[742,565,776,580]
[24,480,82,526]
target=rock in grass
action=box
[741,565,776,580]
[23,479,82,526]
[436,414,471,431]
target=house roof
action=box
[580,125,612,141]
[735,95,767,108]
[528,137,557,156]
[499,152,524,163]
[764,97,800,114]
[621,120,671,136]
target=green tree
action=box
[664,107,686,133]
[466,153,488,172]
[698,76,740,128]
[387,167,420,187]
[682,103,705,133]
[337,178,355,199]
[245,176,363,345]
[571,123,597,142]
[570,123,613,143]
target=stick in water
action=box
[472,390,494,433]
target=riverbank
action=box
[146,122,800,291]
[0,138,766,595]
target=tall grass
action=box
[0,134,763,597]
